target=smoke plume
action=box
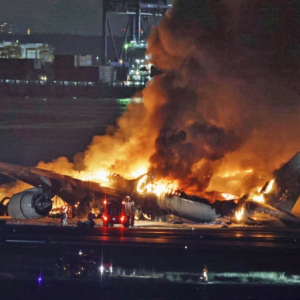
[4,0,300,200]
[145,0,300,196]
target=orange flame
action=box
[265,179,275,194]
[220,169,253,178]
[137,175,177,197]
[221,193,239,200]
[251,179,275,203]
[235,207,244,221]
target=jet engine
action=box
[7,187,53,219]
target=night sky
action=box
[0,0,172,36]
[0,0,106,35]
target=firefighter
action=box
[61,211,67,226]
[202,265,208,282]
[124,196,135,227]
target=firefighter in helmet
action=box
[124,196,135,227]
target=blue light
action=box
[38,277,42,282]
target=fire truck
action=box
[101,197,135,227]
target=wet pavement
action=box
[3,217,300,250]
[1,223,300,299]
[1,218,300,299]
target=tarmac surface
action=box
[2,217,300,250]
[2,217,300,299]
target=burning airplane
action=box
[129,152,300,226]
[0,152,300,227]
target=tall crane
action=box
[102,0,169,65]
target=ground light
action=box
[38,269,42,293]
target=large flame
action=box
[221,193,239,200]
[33,1,300,199]
[265,179,275,194]
[81,171,109,183]
[252,179,275,203]
[137,175,178,197]
[221,169,253,178]
[235,207,244,221]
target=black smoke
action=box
[146,0,300,195]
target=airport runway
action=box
[3,217,300,250]
[2,217,300,300]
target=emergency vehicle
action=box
[101,196,135,227]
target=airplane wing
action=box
[0,161,121,220]
[0,161,119,198]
